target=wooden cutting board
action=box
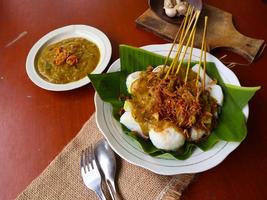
[136,4,265,63]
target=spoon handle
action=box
[113,192,122,200]
[96,188,107,200]
[106,180,122,200]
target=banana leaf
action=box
[89,45,260,160]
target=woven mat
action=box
[16,114,194,200]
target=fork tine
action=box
[81,150,84,168]
[87,147,91,171]
[81,150,86,173]
[87,147,90,170]
[90,144,95,169]
[85,147,89,171]
[88,144,93,170]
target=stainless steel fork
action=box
[81,145,107,200]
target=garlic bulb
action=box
[176,1,188,16]
[164,0,176,8]
[165,7,177,17]
[164,0,177,18]
[164,0,189,17]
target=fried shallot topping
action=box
[129,66,218,139]
[54,47,78,66]
[146,72,201,129]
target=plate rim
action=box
[95,43,248,175]
[26,24,112,91]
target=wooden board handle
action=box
[202,4,266,63]
[219,29,265,63]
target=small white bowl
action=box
[26,25,112,91]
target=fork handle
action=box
[96,189,107,200]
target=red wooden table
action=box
[0,0,267,199]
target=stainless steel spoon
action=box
[95,139,121,200]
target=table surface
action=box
[1,0,267,199]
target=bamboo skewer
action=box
[162,17,186,72]
[202,40,207,91]
[184,28,196,84]
[219,54,227,61]
[166,7,193,76]
[161,6,210,97]
[172,10,199,66]
[175,20,198,75]
[174,10,200,75]
[171,10,198,70]
[164,10,200,79]
[178,6,192,46]
[170,6,193,74]
[195,16,208,88]
[227,63,236,68]
[187,5,195,25]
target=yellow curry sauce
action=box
[129,66,218,140]
[36,37,100,84]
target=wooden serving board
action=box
[136,4,265,63]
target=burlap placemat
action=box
[16,114,194,200]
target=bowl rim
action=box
[94,43,249,175]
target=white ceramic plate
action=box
[95,44,249,175]
[26,25,112,91]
